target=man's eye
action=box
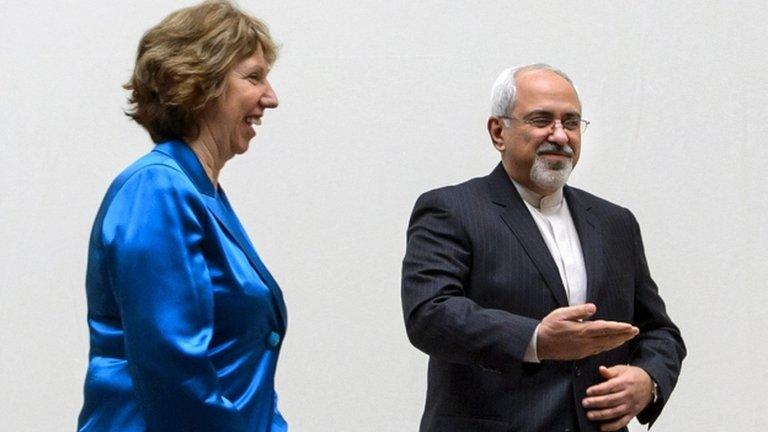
[529,118,552,127]
[563,119,581,130]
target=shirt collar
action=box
[510,179,564,211]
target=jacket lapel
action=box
[154,140,287,330]
[564,187,605,304]
[486,163,569,307]
[213,190,287,330]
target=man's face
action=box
[488,69,582,196]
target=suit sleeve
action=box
[625,210,687,426]
[101,165,247,432]
[401,190,539,370]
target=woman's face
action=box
[199,45,278,159]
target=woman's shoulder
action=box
[118,149,187,183]
[95,149,206,224]
[109,150,194,195]
[91,149,208,244]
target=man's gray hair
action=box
[490,63,578,117]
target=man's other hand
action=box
[582,365,654,431]
[537,303,638,360]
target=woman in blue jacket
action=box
[77,1,287,430]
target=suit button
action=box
[267,331,281,347]
[574,366,581,377]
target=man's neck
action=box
[509,178,564,210]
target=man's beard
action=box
[530,142,574,192]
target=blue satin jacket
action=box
[78,140,288,431]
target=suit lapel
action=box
[154,140,287,330]
[486,164,569,307]
[214,190,287,330]
[564,186,605,304]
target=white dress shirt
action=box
[511,181,588,363]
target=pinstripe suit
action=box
[401,163,685,432]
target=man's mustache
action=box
[536,143,574,156]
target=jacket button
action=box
[267,331,281,347]
[574,367,581,377]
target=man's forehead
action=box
[514,69,580,110]
[516,70,576,95]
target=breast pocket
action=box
[597,274,635,322]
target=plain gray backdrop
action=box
[2,1,767,430]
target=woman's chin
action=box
[230,136,252,155]
[236,140,251,155]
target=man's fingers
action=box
[578,332,636,357]
[599,414,633,432]
[586,403,629,421]
[598,365,621,379]
[586,377,623,397]
[581,321,638,337]
[592,332,637,347]
[553,303,597,321]
[582,390,623,409]
[540,307,639,360]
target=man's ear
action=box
[487,117,505,152]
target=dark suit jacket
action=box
[401,163,685,432]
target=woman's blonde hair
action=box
[125,0,278,143]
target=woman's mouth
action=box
[245,116,262,126]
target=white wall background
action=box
[2,1,766,430]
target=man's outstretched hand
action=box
[537,303,638,361]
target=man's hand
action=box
[537,303,638,361]
[582,365,654,431]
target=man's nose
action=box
[548,121,569,145]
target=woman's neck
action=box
[186,127,228,187]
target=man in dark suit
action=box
[401,64,685,432]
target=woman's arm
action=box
[101,164,247,432]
